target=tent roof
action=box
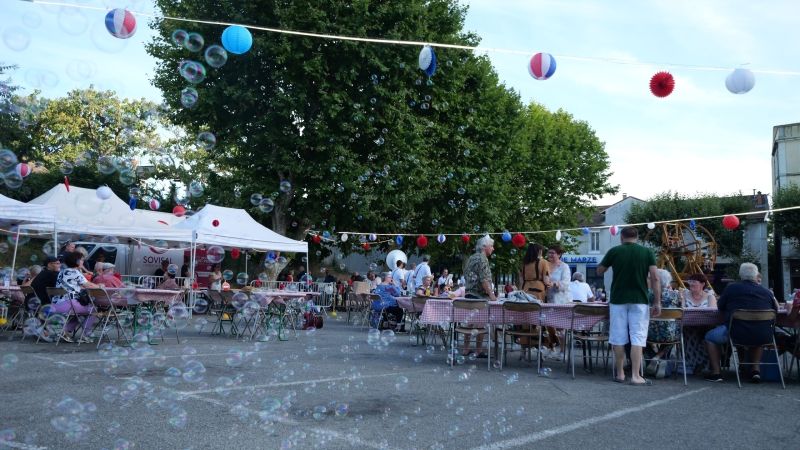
[0,193,56,223]
[173,204,308,253]
[24,184,192,242]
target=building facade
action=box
[772,122,800,299]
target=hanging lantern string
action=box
[27,0,800,77]
[323,204,800,239]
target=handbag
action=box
[77,290,92,307]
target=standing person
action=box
[519,244,550,300]
[546,245,571,304]
[391,260,407,290]
[413,256,432,292]
[404,262,416,293]
[209,264,223,291]
[569,273,595,302]
[462,236,498,357]
[597,226,661,386]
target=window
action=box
[590,232,600,253]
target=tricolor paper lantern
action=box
[528,52,556,80]
[395,235,404,245]
[725,68,755,94]
[105,8,137,39]
[722,215,740,230]
[96,185,113,200]
[418,45,437,77]
[650,71,675,98]
[221,25,252,55]
[437,234,446,244]
[148,198,160,210]
[610,225,619,236]
[368,233,377,241]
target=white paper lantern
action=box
[725,68,755,94]
[555,230,562,241]
[96,186,113,200]
[647,222,656,230]
[340,233,349,242]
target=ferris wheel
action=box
[650,222,717,290]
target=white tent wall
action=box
[0,193,56,223]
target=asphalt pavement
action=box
[1,314,799,449]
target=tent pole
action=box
[189,232,196,316]
[10,226,21,280]
[244,249,248,284]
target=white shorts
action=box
[609,303,649,347]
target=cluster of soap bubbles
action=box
[49,396,96,441]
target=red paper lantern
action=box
[416,235,428,248]
[311,234,322,244]
[212,219,220,227]
[172,205,186,217]
[362,242,371,251]
[191,281,198,289]
[722,215,740,230]
[461,234,470,244]
[231,248,241,259]
[650,71,675,98]
[511,233,526,248]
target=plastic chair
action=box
[642,308,687,385]
[728,309,785,389]
[450,299,491,370]
[568,304,610,379]
[499,301,542,372]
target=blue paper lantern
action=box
[128,196,137,210]
[221,25,252,55]
[267,251,276,261]
[501,230,512,242]
[582,227,590,235]
[395,235,404,245]
[418,45,437,77]
[437,234,446,244]
[322,231,331,239]
[689,219,696,231]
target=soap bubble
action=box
[196,132,216,150]
[183,32,204,52]
[180,87,198,108]
[279,180,291,193]
[59,161,74,175]
[250,193,263,205]
[189,180,204,197]
[236,272,248,285]
[259,198,274,213]
[3,27,31,52]
[204,45,228,68]
[207,246,225,264]
[3,173,23,189]
[222,269,233,281]
[171,29,188,46]
[97,156,116,175]
[179,60,206,84]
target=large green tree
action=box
[147,0,616,275]
[772,184,800,247]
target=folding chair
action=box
[642,308,687,385]
[13,286,43,340]
[409,296,429,346]
[43,287,71,344]
[729,309,785,389]
[348,282,371,324]
[450,299,491,370]
[499,302,542,373]
[568,304,610,379]
[85,288,132,348]
[210,290,238,337]
[364,293,382,330]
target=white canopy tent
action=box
[172,204,308,253]
[23,184,193,243]
[0,193,56,223]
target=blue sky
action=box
[2,0,799,205]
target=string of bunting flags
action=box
[28,0,800,99]
[305,205,800,248]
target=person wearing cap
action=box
[569,272,595,303]
[93,262,124,288]
[157,272,180,290]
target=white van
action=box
[75,241,187,281]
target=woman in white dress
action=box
[544,245,571,359]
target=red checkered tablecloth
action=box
[419,299,606,331]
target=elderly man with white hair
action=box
[459,235,497,358]
[568,272,595,302]
[703,263,778,383]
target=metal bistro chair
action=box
[44,287,78,345]
[728,309,785,389]
[85,288,132,348]
[499,301,543,373]
[568,304,610,379]
[450,299,491,370]
[347,282,371,324]
[209,290,238,337]
[409,296,429,346]
[16,286,43,340]
[643,308,687,385]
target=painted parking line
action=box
[469,387,709,450]
[0,441,47,450]
[177,368,435,395]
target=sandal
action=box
[630,379,654,386]
[612,377,626,383]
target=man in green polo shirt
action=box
[597,227,661,385]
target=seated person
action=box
[93,263,124,288]
[154,260,169,277]
[366,271,379,291]
[568,272,595,302]
[157,273,181,290]
[51,251,100,343]
[704,263,778,383]
[370,275,403,329]
[680,273,717,308]
[415,275,434,297]
[29,257,61,306]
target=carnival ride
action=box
[650,222,716,290]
